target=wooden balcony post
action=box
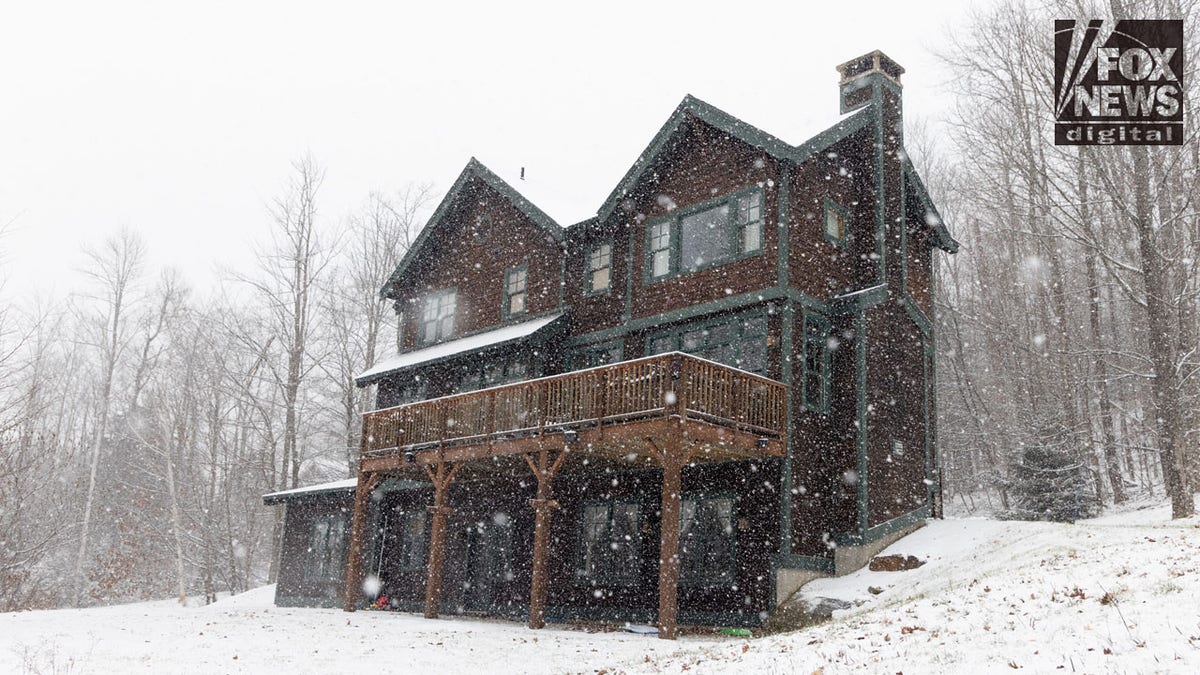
[523,447,567,630]
[423,460,461,619]
[654,418,690,640]
[343,471,379,612]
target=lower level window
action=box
[680,495,736,585]
[577,501,641,584]
[398,510,428,572]
[305,514,347,582]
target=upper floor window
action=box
[504,266,527,318]
[420,289,456,345]
[586,243,613,294]
[646,188,763,280]
[824,198,849,246]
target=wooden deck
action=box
[359,352,787,470]
[345,352,788,640]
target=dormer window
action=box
[646,188,764,280]
[420,289,456,345]
[504,265,527,318]
[586,243,613,294]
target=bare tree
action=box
[72,228,145,605]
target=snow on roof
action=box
[356,312,564,384]
[262,478,356,504]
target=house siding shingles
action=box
[395,179,562,350]
[623,121,780,320]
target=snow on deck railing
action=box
[359,352,785,458]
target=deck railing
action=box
[360,353,786,459]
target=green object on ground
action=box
[720,628,752,637]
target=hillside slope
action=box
[1,503,1196,674]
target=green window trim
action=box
[584,241,614,296]
[643,187,765,283]
[304,514,347,583]
[503,265,528,319]
[802,311,832,414]
[575,499,642,586]
[823,197,850,247]
[678,493,738,587]
[419,288,457,346]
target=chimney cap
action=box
[836,50,904,86]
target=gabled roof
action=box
[597,95,798,224]
[382,158,563,299]
[902,160,960,253]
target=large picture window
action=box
[576,501,641,584]
[680,495,736,585]
[420,289,456,345]
[646,188,763,279]
[305,514,347,582]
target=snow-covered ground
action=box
[3,501,1198,674]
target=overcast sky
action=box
[0,0,977,300]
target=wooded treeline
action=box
[0,158,432,611]
[930,0,1199,519]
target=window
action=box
[398,510,428,572]
[649,221,671,278]
[647,311,769,374]
[586,243,613,294]
[646,188,764,279]
[377,375,426,409]
[570,340,623,370]
[803,312,832,413]
[504,266,527,318]
[680,203,731,271]
[420,289,456,345]
[577,501,641,584]
[680,495,736,585]
[824,199,849,245]
[305,514,347,582]
[456,356,531,393]
[736,191,763,253]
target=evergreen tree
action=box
[1003,424,1101,523]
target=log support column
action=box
[652,414,693,640]
[423,460,461,619]
[524,447,568,629]
[343,472,380,612]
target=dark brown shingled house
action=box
[264,50,958,639]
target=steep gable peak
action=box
[381,157,562,299]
